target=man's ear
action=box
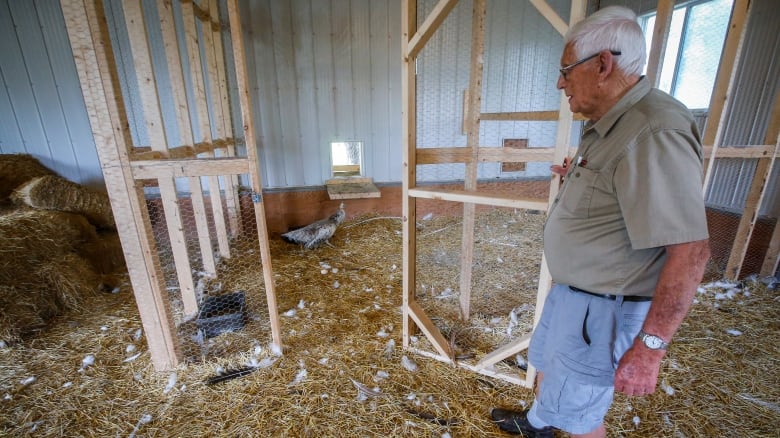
[599,50,615,77]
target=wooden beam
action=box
[407,0,458,60]
[458,0,487,321]
[761,90,780,276]
[702,0,750,192]
[408,300,452,359]
[646,0,674,87]
[130,157,251,178]
[529,0,568,37]
[123,0,197,315]
[62,0,180,370]
[401,0,419,350]
[227,0,282,348]
[409,188,548,211]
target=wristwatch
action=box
[637,330,669,350]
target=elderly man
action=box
[490,6,710,438]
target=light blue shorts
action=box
[527,284,651,434]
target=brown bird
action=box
[281,203,345,249]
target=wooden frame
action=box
[62,0,281,371]
[401,0,586,388]
[401,0,778,388]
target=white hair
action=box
[565,6,646,76]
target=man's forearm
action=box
[641,239,711,342]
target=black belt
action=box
[569,286,653,302]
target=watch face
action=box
[646,336,662,349]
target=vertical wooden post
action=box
[226,0,282,347]
[123,0,197,316]
[645,0,674,88]
[157,0,217,276]
[458,0,487,321]
[401,0,418,349]
[62,0,180,370]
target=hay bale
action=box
[79,230,127,275]
[0,154,55,202]
[0,211,108,343]
[11,175,115,229]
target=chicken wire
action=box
[144,176,272,363]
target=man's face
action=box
[557,44,602,120]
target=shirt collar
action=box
[584,76,651,137]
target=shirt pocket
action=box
[558,166,599,217]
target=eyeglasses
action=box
[559,50,621,80]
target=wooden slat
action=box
[703,144,779,159]
[208,0,241,237]
[481,110,559,121]
[123,0,196,314]
[62,0,179,370]
[761,91,780,276]
[409,188,548,211]
[408,300,452,359]
[408,347,528,386]
[474,332,532,370]
[401,0,418,350]
[130,157,250,178]
[458,0,487,321]
[407,0,458,60]
[529,0,568,37]
[227,0,282,348]
[646,0,674,87]
[729,88,780,279]
[416,146,556,164]
[702,0,750,192]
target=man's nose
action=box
[556,75,565,89]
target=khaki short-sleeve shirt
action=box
[543,78,709,296]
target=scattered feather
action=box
[402,355,418,372]
[128,413,153,438]
[163,372,177,394]
[123,352,142,363]
[633,416,641,428]
[661,379,675,396]
[206,366,259,385]
[350,378,383,398]
[289,368,307,386]
[384,339,396,359]
[20,376,36,386]
[726,329,742,336]
[283,309,297,317]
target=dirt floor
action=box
[1,208,778,437]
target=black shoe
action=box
[490,408,555,437]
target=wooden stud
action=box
[122,0,197,316]
[62,0,180,370]
[157,0,217,277]
[458,0,487,321]
[227,0,282,348]
[761,91,780,277]
[645,0,674,88]
[727,87,780,279]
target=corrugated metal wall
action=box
[238,0,402,187]
[0,0,776,215]
[0,0,103,189]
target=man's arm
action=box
[614,238,710,396]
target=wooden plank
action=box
[725,137,779,279]
[529,0,567,37]
[62,0,179,370]
[326,181,381,200]
[401,0,419,349]
[409,188,548,211]
[123,0,196,313]
[702,0,750,192]
[501,139,528,172]
[703,144,778,159]
[474,332,532,370]
[407,0,458,60]
[208,0,240,237]
[227,0,282,348]
[158,0,217,278]
[416,146,563,164]
[481,110,559,121]
[408,300,452,359]
[408,347,528,386]
[130,157,250,178]
[729,89,780,279]
[646,0,674,87]
[458,0,486,321]
[761,91,780,276]
[180,0,212,143]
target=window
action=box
[330,141,363,177]
[641,0,734,110]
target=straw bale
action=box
[0,153,55,202]
[11,175,115,229]
[0,210,110,343]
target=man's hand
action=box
[614,339,665,396]
[550,156,572,184]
